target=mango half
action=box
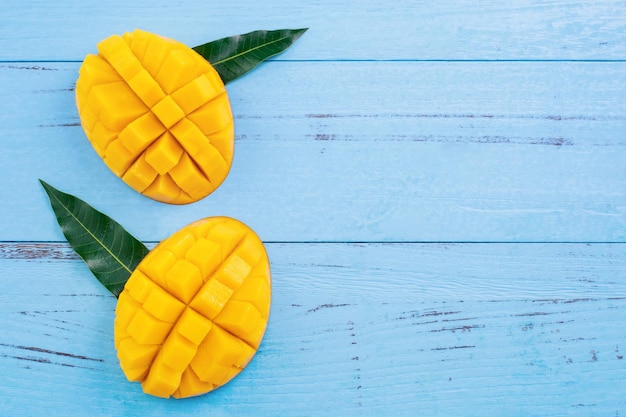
[75,29,234,204]
[114,217,271,398]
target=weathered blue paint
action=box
[0,1,625,416]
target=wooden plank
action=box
[1,1,626,61]
[4,2,624,416]
[1,242,624,415]
[0,62,624,242]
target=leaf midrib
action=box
[212,34,296,66]
[49,190,132,275]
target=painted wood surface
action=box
[0,0,625,415]
[1,242,625,416]
[2,0,626,60]
[1,61,625,242]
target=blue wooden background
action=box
[1,1,625,415]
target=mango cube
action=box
[76,29,234,204]
[114,217,271,399]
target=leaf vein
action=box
[48,191,133,275]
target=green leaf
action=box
[193,28,308,84]
[40,180,149,297]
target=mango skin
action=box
[75,29,234,204]
[114,217,271,398]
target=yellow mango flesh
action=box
[75,30,234,204]
[114,217,271,398]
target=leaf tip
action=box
[293,28,309,38]
[39,178,55,197]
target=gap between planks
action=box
[3,241,626,260]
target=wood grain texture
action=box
[0,62,624,242]
[1,242,625,416]
[1,0,626,61]
[1,1,625,415]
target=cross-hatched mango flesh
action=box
[75,29,234,204]
[114,217,271,398]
